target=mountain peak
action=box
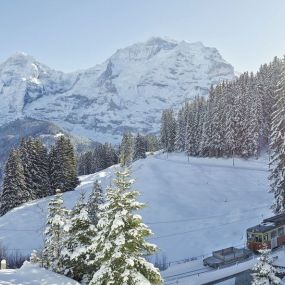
[0,38,235,143]
[4,52,35,65]
[145,36,178,46]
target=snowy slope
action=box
[0,38,235,142]
[0,262,80,285]
[0,152,272,263]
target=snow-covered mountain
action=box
[0,38,235,143]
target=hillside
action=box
[0,118,97,181]
[0,152,272,263]
[0,38,235,143]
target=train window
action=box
[247,233,253,241]
[278,227,284,236]
[264,234,268,241]
[271,231,277,239]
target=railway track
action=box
[163,267,213,284]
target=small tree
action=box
[87,180,105,225]
[61,192,97,281]
[251,246,281,285]
[30,250,41,265]
[133,133,147,161]
[89,168,163,285]
[120,132,134,166]
[42,189,67,273]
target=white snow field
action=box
[0,152,274,274]
[162,248,285,285]
[0,262,80,285]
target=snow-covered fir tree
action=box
[145,134,160,153]
[89,168,163,285]
[61,192,97,282]
[43,189,67,273]
[159,56,283,159]
[119,132,134,166]
[269,58,285,214]
[0,149,28,216]
[87,180,105,225]
[160,109,176,153]
[133,133,147,161]
[20,138,50,200]
[251,247,281,285]
[30,250,41,265]
[49,136,79,193]
[186,97,206,156]
[78,143,118,176]
[175,106,188,152]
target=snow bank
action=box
[0,262,80,285]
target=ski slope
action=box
[0,152,273,263]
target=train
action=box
[203,213,285,268]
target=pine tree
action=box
[175,106,187,152]
[30,250,41,265]
[199,86,215,156]
[160,109,176,153]
[145,135,160,153]
[89,169,163,285]
[87,180,105,225]
[33,138,51,198]
[0,149,28,216]
[251,247,281,285]
[269,58,285,214]
[43,189,67,272]
[120,132,134,166]
[49,136,79,193]
[20,138,50,200]
[133,133,147,161]
[61,136,80,191]
[242,77,262,158]
[61,192,97,281]
[49,144,64,194]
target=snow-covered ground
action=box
[0,152,273,263]
[0,262,79,285]
[162,248,285,285]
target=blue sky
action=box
[0,0,285,72]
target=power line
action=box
[146,205,269,225]
[149,214,261,240]
[0,205,269,233]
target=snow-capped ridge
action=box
[0,38,235,142]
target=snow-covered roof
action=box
[247,222,276,233]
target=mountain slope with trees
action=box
[160,56,282,160]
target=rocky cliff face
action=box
[0,38,235,143]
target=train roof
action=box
[247,222,276,233]
[263,213,285,224]
[247,213,285,233]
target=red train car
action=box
[247,213,285,251]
